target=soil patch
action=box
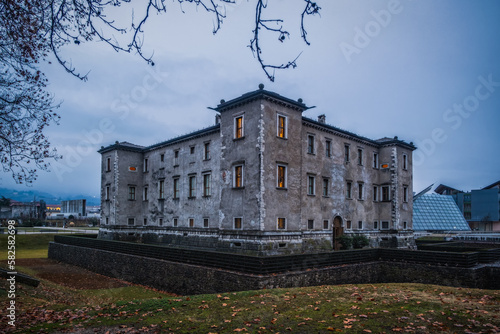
[13,258,131,290]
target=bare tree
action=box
[0,0,321,184]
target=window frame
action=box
[346,181,352,199]
[381,185,390,202]
[159,179,165,200]
[233,164,244,188]
[143,158,149,172]
[234,217,243,229]
[106,157,111,172]
[277,217,286,230]
[381,221,390,230]
[344,144,350,163]
[173,178,180,199]
[277,114,287,139]
[204,142,210,160]
[358,182,364,200]
[143,186,148,201]
[325,139,332,157]
[403,154,408,170]
[277,164,287,189]
[373,152,379,169]
[128,186,136,201]
[203,173,211,197]
[127,218,135,226]
[323,220,329,230]
[307,175,315,196]
[203,218,209,228]
[322,177,329,197]
[357,148,363,166]
[373,185,379,202]
[188,175,196,198]
[358,221,363,230]
[234,115,244,139]
[403,185,409,203]
[307,219,314,230]
[307,134,315,154]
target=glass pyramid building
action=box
[413,193,471,231]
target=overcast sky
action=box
[1,0,499,199]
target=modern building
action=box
[60,199,87,217]
[98,85,416,255]
[435,181,500,231]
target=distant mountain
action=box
[0,188,100,206]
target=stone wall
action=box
[48,242,498,295]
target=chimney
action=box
[318,114,326,123]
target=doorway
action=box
[333,216,344,251]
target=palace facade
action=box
[98,85,416,255]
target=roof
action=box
[214,84,309,112]
[302,117,416,150]
[482,180,500,189]
[434,184,462,195]
[413,193,471,231]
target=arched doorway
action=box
[333,216,344,251]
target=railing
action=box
[52,235,499,274]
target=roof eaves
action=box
[145,124,220,151]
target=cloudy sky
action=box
[2,0,499,199]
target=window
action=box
[277,218,286,230]
[234,217,242,229]
[189,175,196,198]
[105,185,110,200]
[403,186,408,203]
[143,158,149,172]
[234,165,244,188]
[143,187,148,201]
[189,218,194,227]
[308,219,314,230]
[373,152,379,169]
[344,144,350,163]
[128,186,136,200]
[160,153,165,162]
[174,150,179,166]
[143,218,147,226]
[173,178,180,199]
[203,218,209,228]
[203,173,211,197]
[277,165,287,189]
[346,181,352,199]
[358,183,364,200]
[190,146,195,154]
[373,186,378,201]
[128,218,135,226]
[346,220,352,230]
[307,135,315,154]
[105,217,109,225]
[204,142,210,160]
[277,114,287,138]
[358,221,363,230]
[106,157,111,171]
[358,149,363,165]
[234,115,244,139]
[403,154,408,170]
[308,175,315,195]
[374,221,378,229]
[403,221,408,230]
[381,221,389,230]
[325,140,332,157]
[173,218,178,227]
[322,178,329,197]
[323,220,329,230]
[381,186,390,201]
[159,180,165,199]
[159,218,163,226]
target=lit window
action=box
[234,217,242,229]
[159,180,165,199]
[203,173,211,197]
[322,178,329,197]
[234,115,244,139]
[345,145,350,163]
[346,181,352,199]
[128,186,136,201]
[308,219,314,230]
[204,142,210,160]
[173,178,179,199]
[277,115,287,138]
[277,165,287,188]
[234,165,244,188]
[308,176,315,195]
[307,135,315,154]
[277,218,286,230]
[325,140,332,157]
[189,175,196,198]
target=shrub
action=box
[352,235,370,249]
[336,235,352,250]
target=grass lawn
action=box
[1,234,499,333]
[0,233,55,260]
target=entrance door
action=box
[333,216,344,251]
